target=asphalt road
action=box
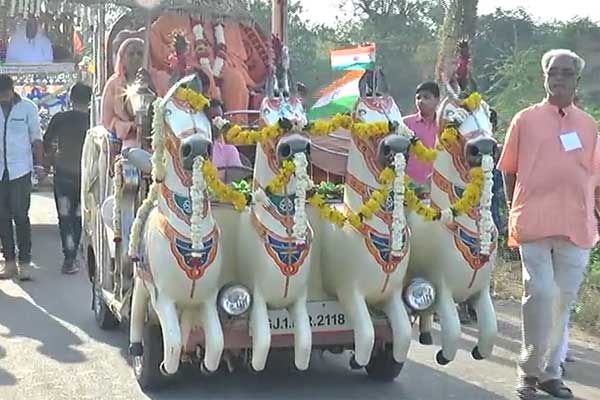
[1,191,599,400]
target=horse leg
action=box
[179,308,195,353]
[152,295,182,375]
[381,291,412,363]
[471,286,497,360]
[200,295,225,372]
[435,285,461,365]
[339,288,374,367]
[419,313,434,345]
[249,290,271,372]
[129,275,149,356]
[288,290,312,370]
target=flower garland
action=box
[403,166,484,222]
[112,159,123,242]
[391,153,407,253]
[129,99,166,260]
[461,92,482,112]
[265,160,295,194]
[308,113,395,139]
[479,154,495,255]
[307,194,347,227]
[201,160,248,211]
[191,156,208,256]
[409,138,438,162]
[175,87,210,113]
[221,121,283,145]
[307,167,396,231]
[292,152,312,244]
[212,23,226,79]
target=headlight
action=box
[218,284,252,316]
[403,279,436,311]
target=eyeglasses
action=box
[545,69,578,79]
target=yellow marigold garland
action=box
[201,160,247,211]
[175,87,210,112]
[439,126,460,148]
[307,167,395,230]
[410,139,438,162]
[307,113,391,139]
[351,121,390,138]
[307,193,346,227]
[308,114,353,136]
[224,123,283,145]
[461,92,482,112]
[265,160,295,194]
[402,167,484,221]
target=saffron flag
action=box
[330,43,376,71]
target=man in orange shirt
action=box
[498,49,600,400]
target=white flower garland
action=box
[479,154,495,256]
[128,100,165,260]
[391,153,407,254]
[190,156,208,256]
[113,159,123,241]
[291,152,312,244]
[212,23,226,79]
[212,116,229,131]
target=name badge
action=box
[560,131,582,152]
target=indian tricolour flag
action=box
[307,70,363,120]
[330,43,376,71]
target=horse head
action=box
[437,93,496,171]
[158,74,213,188]
[351,68,411,177]
[255,46,310,187]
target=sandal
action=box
[538,379,574,399]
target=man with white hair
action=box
[498,49,600,399]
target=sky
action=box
[300,0,600,26]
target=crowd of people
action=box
[0,21,597,398]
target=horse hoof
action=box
[129,342,143,356]
[159,362,175,376]
[349,355,363,370]
[199,361,215,375]
[471,346,485,360]
[419,332,433,346]
[435,350,451,366]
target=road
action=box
[1,191,599,400]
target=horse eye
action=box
[359,109,367,116]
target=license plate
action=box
[267,301,351,335]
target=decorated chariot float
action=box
[79,0,498,391]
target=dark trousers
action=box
[53,172,82,261]
[0,171,32,263]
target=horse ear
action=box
[358,70,370,98]
[375,68,390,95]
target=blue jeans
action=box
[53,172,82,261]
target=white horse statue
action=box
[128,76,225,384]
[408,86,498,365]
[317,68,413,368]
[231,49,314,372]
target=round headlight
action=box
[403,279,436,311]
[218,285,252,316]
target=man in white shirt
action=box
[6,16,53,64]
[0,74,44,280]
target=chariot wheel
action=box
[364,345,405,382]
[133,323,171,391]
[92,259,119,330]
